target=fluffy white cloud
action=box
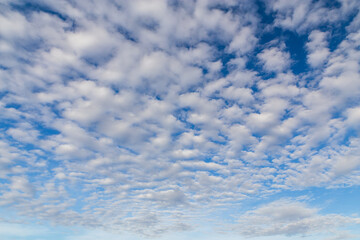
[0,0,360,238]
[258,47,291,73]
[228,26,258,55]
[306,30,330,67]
[267,0,359,32]
[235,199,360,237]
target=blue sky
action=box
[1,0,360,239]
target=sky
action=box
[0,0,360,239]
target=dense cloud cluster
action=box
[0,0,360,239]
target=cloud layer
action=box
[0,0,360,238]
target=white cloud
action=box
[1,0,360,238]
[258,47,291,73]
[307,30,330,67]
[346,107,360,128]
[0,11,28,39]
[267,0,358,32]
[228,26,258,55]
[235,199,360,237]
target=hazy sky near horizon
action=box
[1,0,360,239]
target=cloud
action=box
[235,199,360,237]
[0,0,360,238]
[258,47,291,73]
[306,30,330,67]
[228,26,258,55]
[267,0,358,32]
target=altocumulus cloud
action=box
[0,0,360,239]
